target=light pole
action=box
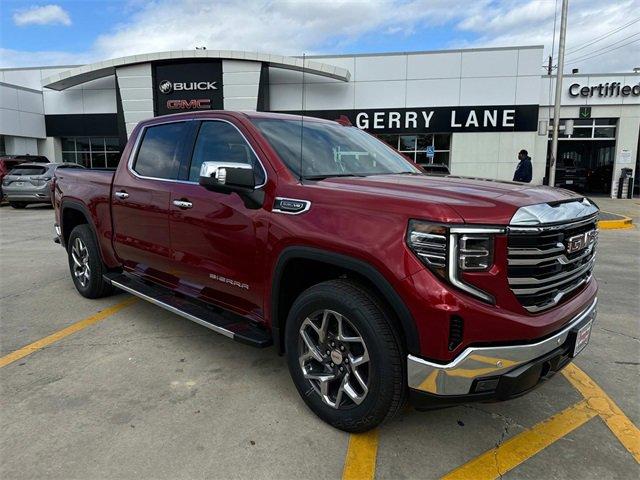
[549,0,569,187]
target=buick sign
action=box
[159,80,217,94]
[159,80,173,94]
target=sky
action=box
[1,0,639,73]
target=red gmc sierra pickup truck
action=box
[54,111,599,432]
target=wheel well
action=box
[274,257,408,354]
[61,206,88,247]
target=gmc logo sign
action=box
[166,99,211,110]
[565,229,597,254]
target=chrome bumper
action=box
[407,297,597,396]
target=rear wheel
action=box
[67,225,114,298]
[9,202,27,209]
[285,279,406,432]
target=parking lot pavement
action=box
[1,204,639,480]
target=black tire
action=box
[9,202,27,209]
[67,224,114,299]
[285,279,406,433]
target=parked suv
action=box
[2,162,83,208]
[0,155,49,201]
[53,111,598,432]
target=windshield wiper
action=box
[302,173,367,180]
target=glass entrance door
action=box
[552,140,616,195]
[547,118,618,195]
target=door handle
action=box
[115,191,129,199]
[173,199,193,209]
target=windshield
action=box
[253,118,419,179]
[9,166,47,176]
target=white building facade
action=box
[1,46,638,197]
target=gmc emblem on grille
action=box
[565,229,596,254]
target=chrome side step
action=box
[104,272,272,348]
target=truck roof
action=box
[138,110,339,128]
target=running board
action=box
[104,272,272,348]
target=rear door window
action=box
[9,166,47,176]
[133,122,189,179]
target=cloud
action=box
[13,4,72,26]
[453,0,640,73]
[91,0,476,58]
[2,0,639,72]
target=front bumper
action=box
[407,297,597,404]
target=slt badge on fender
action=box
[272,197,312,215]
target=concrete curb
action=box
[598,212,634,230]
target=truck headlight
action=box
[458,234,493,271]
[407,221,504,303]
[406,220,448,280]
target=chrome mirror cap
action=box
[199,161,255,190]
[511,198,599,226]
[200,161,252,185]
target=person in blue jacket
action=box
[513,149,532,183]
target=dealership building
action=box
[1,45,638,197]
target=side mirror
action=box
[199,161,255,192]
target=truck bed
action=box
[55,168,114,206]
[54,168,116,264]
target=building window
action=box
[548,118,617,140]
[61,137,121,169]
[376,133,451,167]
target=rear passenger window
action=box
[133,122,188,179]
[189,121,265,184]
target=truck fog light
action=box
[474,377,500,393]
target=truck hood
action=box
[316,174,583,224]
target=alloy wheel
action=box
[298,309,370,409]
[71,237,91,288]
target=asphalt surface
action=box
[1,203,638,479]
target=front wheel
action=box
[285,279,406,432]
[67,225,114,299]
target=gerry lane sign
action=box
[279,105,539,133]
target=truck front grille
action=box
[507,215,598,313]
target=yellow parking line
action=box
[562,364,640,462]
[342,429,379,480]
[0,297,137,368]
[441,401,597,480]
